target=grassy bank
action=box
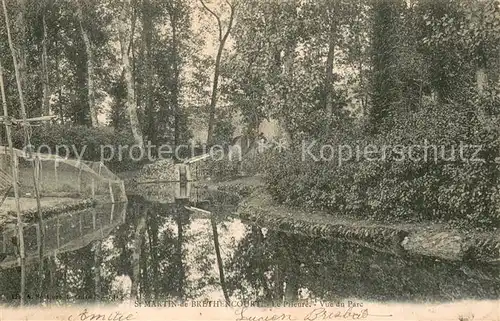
[237,186,500,264]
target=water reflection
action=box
[0,203,127,269]
[0,195,499,306]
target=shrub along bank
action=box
[263,100,500,230]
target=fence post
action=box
[119,181,126,202]
[13,153,18,175]
[110,203,115,223]
[100,220,104,238]
[77,162,82,195]
[34,157,39,190]
[108,180,115,203]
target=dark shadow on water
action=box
[0,194,499,305]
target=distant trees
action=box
[0,0,498,153]
[225,0,500,139]
[0,0,198,148]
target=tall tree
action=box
[0,0,40,305]
[369,0,404,133]
[16,0,28,118]
[77,0,98,126]
[40,2,51,116]
[118,0,144,148]
[141,0,155,147]
[199,0,236,145]
[167,0,181,147]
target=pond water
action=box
[0,192,499,306]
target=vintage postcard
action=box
[0,0,499,320]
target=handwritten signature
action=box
[235,306,387,321]
[68,309,135,321]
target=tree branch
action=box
[221,0,236,43]
[199,0,222,41]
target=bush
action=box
[198,156,241,182]
[263,99,500,230]
[11,124,143,173]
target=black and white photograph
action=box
[0,0,499,320]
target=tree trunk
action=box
[49,255,56,302]
[140,234,149,300]
[37,202,45,303]
[142,0,156,149]
[252,226,273,301]
[176,207,185,300]
[41,13,51,116]
[16,0,27,118]
[206,41,225,145]
[0,58,25,306]
[118,0,144,148]
[200,0,236,145]
[146,223,157,301]
[77,0,98,127]
[210,216,230,304]
[93,240,102,301]
[325,22,336,122]
[170,12,180,147]
[34,29,48,293]
[131,206,147,301]
[54,37,64,123]
[2,0,31,305]
[370,0,401,133]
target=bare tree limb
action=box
[199,0,222,41]
[221,0,236,43]
[204,0,237,144]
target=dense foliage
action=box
[264,95,500,229]
[10,124,141,172]
[217,0,500,229]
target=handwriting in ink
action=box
[236,307,295,321]
[68,309,135,321]
[304,307,369,320]
[236,306,385,321]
